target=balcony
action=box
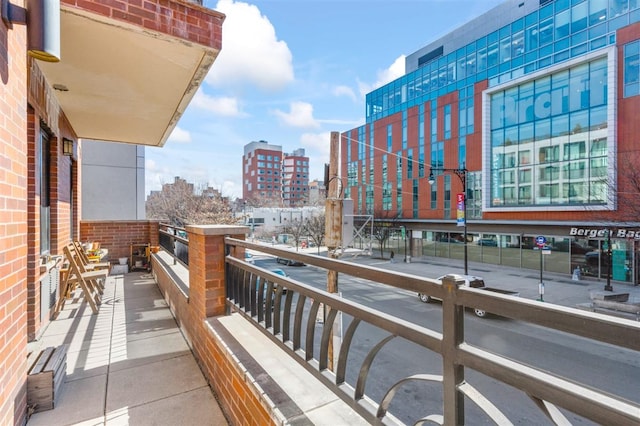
[28,221,640,425]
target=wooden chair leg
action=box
[77,278,98,314]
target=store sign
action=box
[569,227,640,239]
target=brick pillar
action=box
[186,225,247,318]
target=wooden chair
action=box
[70,244,109,295]
[59,245,109,314]
[73,241,110,270]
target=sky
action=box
[144,0,506,198]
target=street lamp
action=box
[428,167,469,275]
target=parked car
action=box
[276,257,305,266]
[477,238,498,246]
[417,274,519,318]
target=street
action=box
[255,255,640,425]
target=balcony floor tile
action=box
[27,272,228,426]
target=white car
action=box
[418,274,489,317]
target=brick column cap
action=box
[185,224,249,236]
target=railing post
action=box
[186,225,247,319]
[441,274,465,425]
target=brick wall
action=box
[0,8,29,426]
[80,220,160,262]
[25,65,78,341]
[60,0,224,49]
[51,114,77,255]
[153,225,274,426]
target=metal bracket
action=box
[1,0,27,26]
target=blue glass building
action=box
[342,0,640,282]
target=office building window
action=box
[402,110,408,149]
[430,179,437,210]
[413,179,419,218]
[444,175,451,217]
[431,103,437,143]
[624,40,640,97]
[383,182,392,210]
[444,104,451,139]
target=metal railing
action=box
[158,223,189,266]
[224,237,640,425]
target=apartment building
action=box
[282,148,310,207]
[243,142,310,207]
[242,140,283,204]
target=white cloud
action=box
[207,0,294,92]
[299,132,331,180]
[300,132,331,158]
[317,117,363,127]
[358,54,406,97]
[167,126,191,144]
[332,85,357,102]
[272,101,320,129]
[191,90,243,117]
[220,179,240,198]
[379,55,406,86]
[145,158,173,194]
[146,158,156,169]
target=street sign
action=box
[535,236,546,247]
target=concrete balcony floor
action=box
[27,272,228,426]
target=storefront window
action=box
[416,232,635,283]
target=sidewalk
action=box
[252,243,640,319]
[343,250,640,318]
[27,272,228,426]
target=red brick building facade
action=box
[0,1,223,424]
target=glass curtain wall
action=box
[489,57,608,208]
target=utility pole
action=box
[324,131,342,371]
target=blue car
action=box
[256,269,289,299]
[270,268,288,277]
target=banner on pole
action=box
[456,193,465,227]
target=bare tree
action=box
[612,153,640,222]
[146,178,235,226]
[245,193,283,208]
[304,213,325,254]
[372,210,402,259]
[572,152,640,226]
[281,217,306,251]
